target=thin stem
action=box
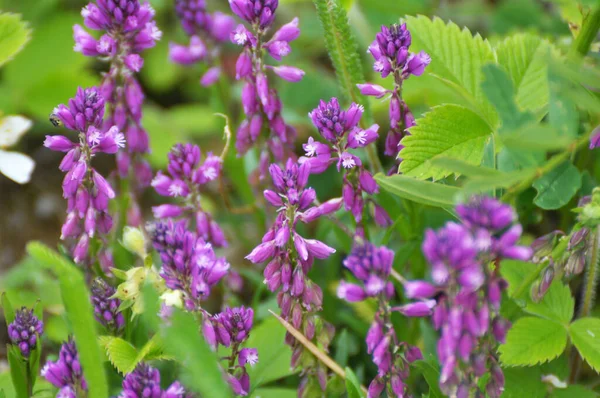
[26,361,33,397]
[580,227,600,317]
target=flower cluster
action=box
[357,23,430,168]
[42,338,87,397]
[75,0,162,219]
[245,159,337,394]
[45,87,124,267]
[8,307,44,358]
[404,196,531,397]
[149,219,229,311]
[170,0,235,86]
[119,363,190,398]
[203,306,258,396]
[229,0,304,175]
[301,97,391,226]
[91,277,125,333]
[152,143,226,247]
[337,242,423,397]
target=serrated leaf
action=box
[313,0,370,118]
[568,317,600,372]
[524,280,574,325]
[26,242,108,398]
[375,173,460,208]
[406,15,498,127]
[399,105,493,180]
[344,367,364,398]
[496,33,552,113]
[0,13,30,67]
[99,336,139,375]
[499,317,568,366]
[533,161,582,210]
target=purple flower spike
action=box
[90,278,125,333]
[42,338,87,394]
[8,307,44,358]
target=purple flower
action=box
[90,278,125,333]
[8,307,43,357]
[119,363,190,398]
[340,242,394,298]
[42,338,87,394]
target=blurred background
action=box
[0,0,589,394]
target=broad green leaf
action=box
[551,384,597,398]
[344,367,364,398]
[548,63,579,138]
[499,317,568,366]
[430,157,504,178]
[7,345,27,398]
[495,34,552,113]
[525,281,574,325]
[462,168,535,195]
[313,0,371,118]
[245,317,296,387]
[501,259,542,299]
[1,292,15,325]
[412,356,444,398]
[161,309,233,397]
[568,317,600,372]
[26,242,108,398]
[0,13,30,67]
[99,336,138,375]
[405,15,498,127]
[399,105,493,180]
[375,173,460,208]
[533,161,582,210]
[502,367,546,398]
[501,125,575,151]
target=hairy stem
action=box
[570,0,600,57]
[580,227,600,317]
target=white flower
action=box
[0,115,35,184]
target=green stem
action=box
[26,362,32,397]
[570,0,600,57]
[580,228,600,317]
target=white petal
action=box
[0,150,35,184]
[0,115,33,148]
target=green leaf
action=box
[524,281,574,325]
[374,173,460,208]
[344,367,364,398]
[7,345,28,398]
[313,0,370,117]
[0,13,30,67]
[250,388,297,398]
[399,105,493,180]
[1,292,15,325]
[161,309,233,397]
[551,384,597,398]
[99,336,139,375]
[412,356,444,398]
[26,242,108,398]
[499,317,568,366]
[533,161,582,210]
[495,33,553,113]
[568,317,600,372]
[462,168,535,195]
[502,367,546,398]
[548,62,579,139]
[405,15,497,127]
[429,157,504,178]
[501,125,575,151]
[245,317,296,388]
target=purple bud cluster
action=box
[357,23,431,168]
[8,307,44,358]
[119,363,191,398]
[45,87,123,267]
[75,0,161,212]
[42,338,88,397]
[301,97,391,226]
[152,143,226,247]
[203,306,258,396]
[149,219,230,311]
[404,196,531,397]
[229,0,304,174]
[337,242,422,397]
[170,0,235,86]
[245,159,336,393]
[91,277,125,333]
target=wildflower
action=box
[120,363,190,398]
[90,278,125,333]
[42,338,87,396]
[8,307,43,358]
[0,115,35,184]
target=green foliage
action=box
[1,292,15,325]
[499,317,568,366]
[374,173,460,208]
[313,0,369,115]
[26,242,108,398]
[399,105,493,180]
[532,161,582,210]
[98,334,171,375]
[568,317,600,372]
[0,13,30,67]
[524,281,574,325]
[412,357,444,398]
[343,367,364,398]
[7,345,28,398]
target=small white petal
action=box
[0,150,35,184]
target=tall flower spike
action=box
[75,0,161,225]
[120,363,190,398]
[246,158,336,395]
[42,337,88,396]
[357,23,430,172]
[45,87,122,269]
[8,307,44,358]
[300,97,391,228]
[403,195,530,397]
[90,278,125,333]
[171,0,235,86]
[338,241,422,396]
[152,143,226,247]
[229,1,303,180]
